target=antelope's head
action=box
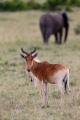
[21,48,37,72]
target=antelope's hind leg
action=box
[64,72,70,94]
[57,80,64,98]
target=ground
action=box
[0,9,80,120]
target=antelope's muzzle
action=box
[27,69,30,72]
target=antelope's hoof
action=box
[47,105,50,108]
[41,105,45,108]
[41,105,50,108]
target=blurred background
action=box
[0,0,80,11]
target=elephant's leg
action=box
[44,31,51,44]
[41,31,47,44]
[54,33,58,44]
[40,27,47,44]
[58,29,63,44]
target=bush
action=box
[46,0,64,10]
[74,0,80,6]
[0,0,80,11]
[45,0,80,10]
[0,0,42,11]
[26,1,41,10]
[0,0,27,11]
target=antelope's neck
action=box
[31,60,39,73]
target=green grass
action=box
[0,10,80,120]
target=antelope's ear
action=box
[32,53,38,58]
[21,54,26,59]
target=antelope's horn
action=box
[31,48,36,54]
[21,48,28,55]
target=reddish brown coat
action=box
[31,60,65,82]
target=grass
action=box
[0,9,80,120]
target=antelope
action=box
[21,48,70,108]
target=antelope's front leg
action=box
[41,82,48,108]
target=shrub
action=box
[0,1,27,11]
[0,0,41,11]
[26,1,41,10]
[45,0,80,10]
[46,0,64,10]
[74,0,80,6]
[0,0,80,11]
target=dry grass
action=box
[0,9,80,120]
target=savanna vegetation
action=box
[0,8,80,120]
[0,0,80,11]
